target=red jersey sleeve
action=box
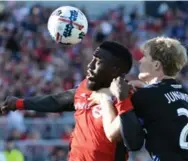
[115,94,133,115]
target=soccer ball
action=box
[47,6,88,45]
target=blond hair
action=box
[142,37,187,76]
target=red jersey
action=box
[69,79,133,161]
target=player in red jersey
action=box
[88,77,141,151]
[0,41,144,161]
[69,79,129,161]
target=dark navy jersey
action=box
[131,79,188,161]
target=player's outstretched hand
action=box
[0,96,18,114]
[110,77,131,101]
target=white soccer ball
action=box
[47,6,88,45]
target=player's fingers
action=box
[115,76,122,83]
[113,77,128,90]
[115,76,126,85]
[112,77,118,82]
[111,78,119,87]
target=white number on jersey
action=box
[177,108,188,150]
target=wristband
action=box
[16,99,24,110]
[116,98,133,115]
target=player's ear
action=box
[153,60,161,70]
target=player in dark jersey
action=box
[96,37,188,161]
[131,37,188,161]
[0,41,144,161]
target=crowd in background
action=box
[0,1,187,161]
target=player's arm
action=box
[0,89,76,114]
[98,77,144,150]
[100,95,144,151]
[118,102,145,151]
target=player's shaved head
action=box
[86,41,133,91]
[100,41,133,73]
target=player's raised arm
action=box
[102,98,144,151]
[89,78,145,151]
[109,78,144,150]
[0,89,76,114]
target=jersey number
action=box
[177,108,188,150]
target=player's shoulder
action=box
[132,79,185,99]
[135,81,166,92]
[132,82,162,101]
[133,84,156,94]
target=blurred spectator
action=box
[50,147,67,161]
[7,128,23,141]
[7,111,25,133]
[27,130,41,140]
[3,138,24,161]
[170,19,186,41]
[61,126,73,142]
